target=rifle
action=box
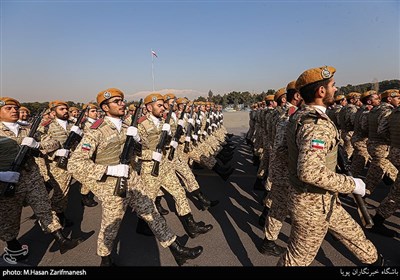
[56,107,87,170]
[151,101,174,177]
[168,104,187,160]
[337,145,374,228]
[114,99,143,198]
[1,108,46,197]
[183,104,195,153]
[192,110,202,146]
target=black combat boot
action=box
[369,214,398,238]
[253,177,264,191]
[180,213,213,238]
[81,192,98,207]
[56,212,74,228]
[368,254,384,266]
[100,255,116,266]
[52,230,81,254]
[136,217,154,236]
[155,196,169,215]
[258,206,269,227]
[6,239,29,261]
[382,174,395,186]
[168,240,203,266]
[258,237,286,257]
[191,190,219,211]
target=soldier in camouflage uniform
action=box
[138,93,213,239]
[364,89,399,195]
[68,89,203,266]
[278,66,381,266]
[369,89,400,238]
[350,91,380,177]
[326,93,347,129]
[246,103,257,145]
[17,106,30,126]
[0,97,83,261]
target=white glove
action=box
[55,149,70,157]
[127,126,141,142]
[0,171,20,183]
[106,164,129,177]
[351,177,366,197]
[162,123,170,132]
[21,137,40,149]
[70,125,83,136]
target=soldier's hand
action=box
[71,125,83,136]
[106,164,129,177]
[127,126,141,142]
[351,177,366,197]
[0,171,20,183]
[21,137,40,149]
[55,149,70,158]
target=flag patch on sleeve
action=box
[82,143,91,151]
[311,139,325,150]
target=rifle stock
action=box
[2,108,46,197]
[114,99,143,198]
[337,145,374,228]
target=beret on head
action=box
[361,90,377,100]
[334,94,346,101]
[295,66,336,90]
[0,97,21,108]
[381,89,400,99]
[346,92,361,99]
[163,93,176,102]
[68,106,79,113]
[83,103,98,110]
[274,88,286,101]
[97,88,124,106]
[49,100,68,109]
[144,93,164,105]
[177,97,189,105]
[19,106,30,114]
[286,80,297,91]
[128,104,136,111]
[265,94,275,102]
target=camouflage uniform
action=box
[376,107,400,218]
[79,117,97,196]
[68,117,176,256]
[338,104,358,158]
[350,106,370,176]
[0,123,61,242]
[256,108,274,179]
[365,102,398,194]
[278,105,377,266]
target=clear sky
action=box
[1,0,399,103]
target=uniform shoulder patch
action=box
[138,116,147,124]
[81,143,91,151]
[90,118,104,129]
[288,106,297,116]
[311,139,325,150]
[41,119,52,127]
[162,112,168,119]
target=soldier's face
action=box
[102,97,126,117]
[55,106,69,120]
[70,110,78,117]
[390,96,400,107]
[19,110,29,120]
[0,105,19,123]
[87,108,98,119]
[150,100,165,118]
[322,79,337,107]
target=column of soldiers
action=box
[247,65,399,266]
[0,88,234,266]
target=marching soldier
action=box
[0,97,83,261]
[67,88,203,266]
[18,106,31,126]
[278,66,381,266]
[326,93,347,128]
[68,106,79,123]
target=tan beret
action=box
[144,93,164,105]
[177,97,189,105]
[334,94,346,101]
[97,88,124,106]
[346,92,361,99]
[295,66,336,90]
[265,95,275,102]
[381,89,400,99]
[274,88,286,101]
[163,93,176,102]
[286,80,297,91]
[128,104,136,111]
[83,103,98,110]
[19,106,30,114]
[49,100,68,109]
[68,106,79,113]
[361,90,377,100]
[0,97,21,108]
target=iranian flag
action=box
[311,139,325,150]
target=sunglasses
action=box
[106,99,125,105]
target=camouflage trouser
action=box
[189,142,217,170]
[277,190,377,266]
[377,148,400,218]
[80,183,90,195]
[350,138,370,177]
[47,161,72,213]
[35,157,50,182]
[89,173,176,256]
[246,124,255,140]
[365,143,398,195]
[253,128,263,157]
[141,161,191,217]
[257,146,270,179]
[341,130,354,159]
[174,149,200,193]
[0,168,61,242]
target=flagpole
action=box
[151,49,155,92]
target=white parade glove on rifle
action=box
[351,177,366,197]
[127,126,141,142]
[21,137,40,149]
[70,125,83,136]
[55,149,70,158]
[0,171,20,183]
[106,164,129,177]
